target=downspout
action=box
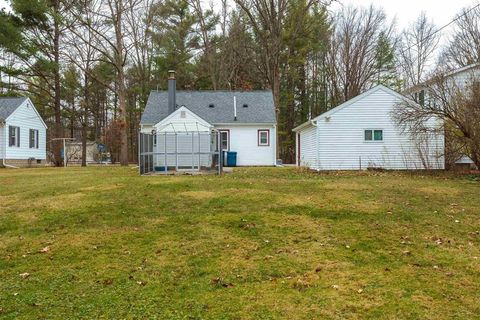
[312,120,319,171]
[0,120,19,169]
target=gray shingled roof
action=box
[140,91,276,125]
[0,97,27,121]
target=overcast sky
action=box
[331,0,477,30]
[0,0,477,33]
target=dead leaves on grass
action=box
[211,277,234,288]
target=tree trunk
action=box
[53,1,63,166]
[115,2,129,166]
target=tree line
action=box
[0,0,479,165]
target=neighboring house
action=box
[293,85,445,170]
[408,63,480,169]
[140,71,277,167]
[0,97,47,168]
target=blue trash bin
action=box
[226,151,237,167]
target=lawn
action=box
[0,167,479,319]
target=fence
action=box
[139,131,223,175]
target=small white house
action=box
[140,71,277,167]
[293,85,445,170]
[0,97,47,168]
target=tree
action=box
[398,12,439,88]
[0,0,72,166]
[67,0,142,166]
[442,6,480,68]
[393,74,480,169]
[327,5,395,106]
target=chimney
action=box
[168,70,176,114]
[234,95,237,121]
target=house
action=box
[407,63,480,170]
[293,85,445,170]
[140,71,277,167]
[0,97,47,168]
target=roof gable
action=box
[154,106,213,132]
[141,90,276,125]
[313,85,409,121]
[4,98,48,129]
[293,85,413,132]
[0,97,28,121]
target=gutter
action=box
[0,120,19,169]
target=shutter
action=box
[16,127,20,147]
[36,130,39,149]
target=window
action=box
[180,111,186,118]
[219,130,229,151]
[258,130,270,146]
[364,129,383,142]
[29,129,39,149]
[9,126,20,147]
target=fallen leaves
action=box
[211,277,234,288]
[19,272,30,279]
[40,246,50,253]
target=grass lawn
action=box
[0,167,479,319]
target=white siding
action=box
[4,100,46,160]
[298,125,318,169]
[216,125,276,166]
[154,107,211,133]
[297,87,444,170]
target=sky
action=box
[0,0,477,33]
[330,0,478,30]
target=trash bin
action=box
[226,151,237,167]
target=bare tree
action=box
[393,73,480,169]
[326,5,395,105]
[66,0,141,166]
[398,12,440,88]
[442,6,480,68]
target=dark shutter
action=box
[36,130,39,149]
[9,126,14,146]
[29,129,33,148]
[17,127,20,147]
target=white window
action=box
[9,126,20,147]
[258,130,270,146]
[180,111,186,118]
[29,129,39,149]
[219,130,229,151]
[364,129,383,141]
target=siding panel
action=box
[298,125,318,169]
[217,125,276,166]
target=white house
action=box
[408,63,480,169]
[293,85,445,171]
[140,71,277,167]
[0,97,47,168]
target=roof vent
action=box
[209,104,215,108]
[243,104,248,108]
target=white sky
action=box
[331,0,478,30]
[1,0,477,29]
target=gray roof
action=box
[0,97,27,121]
[140,91,276,125]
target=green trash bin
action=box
[226,151,237,167]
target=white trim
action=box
[293,120,316,132]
